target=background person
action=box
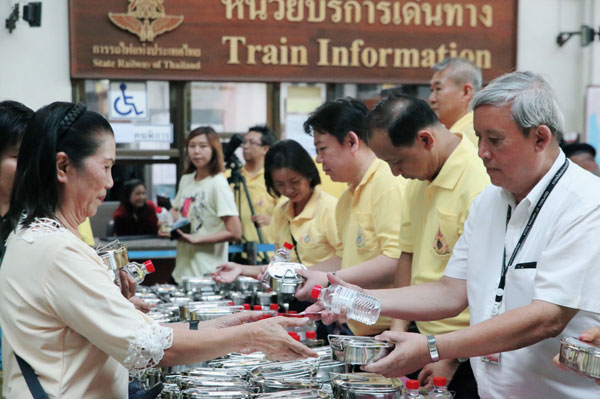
[561,142,600,176]
[428,57,482,146]
[0,102,316,398]
[113,178,159,236]
[0,100,33,379]
[295,98,407,337]
[236,125,278,248]
[170,126,242,283]
[213,139,340,282]
[367,93,489,397]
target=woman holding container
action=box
[0,103,316,398]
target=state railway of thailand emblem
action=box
[108,0,184,42]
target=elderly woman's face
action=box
[67,133,115,218]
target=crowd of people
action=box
[0,58,599,398]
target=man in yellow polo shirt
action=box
[428,57,481,147]
[296,98,407,337]
[236,126,278,251]
[368,94,489,398]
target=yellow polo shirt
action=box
[450,111,477,147]
[77,218,95,246]
[234,166,278,244]
[269,186,340,267]
[399,135,489,336]
[336,159,407,336]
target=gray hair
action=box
[471,71,564,140]
[432,57,482,91]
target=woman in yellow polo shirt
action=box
[213,140,340,283]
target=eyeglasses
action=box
[242,139,263,147]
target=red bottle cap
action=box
[306,331,317,339]
[227,301,235,306]
[310,285,322,300]
[432,376,447,387]
[253,305,262,311]
[405,380,420,390]
[143,260,155,273]
[283,242,294,250]
[269,303,279,310]
[243,304,251,310]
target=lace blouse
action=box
[0,218,173,398]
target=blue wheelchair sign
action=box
[109,82,148,120]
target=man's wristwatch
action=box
[426,335,440,362]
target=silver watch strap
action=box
[426,335,440,362]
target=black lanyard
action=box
[493,158,569,307]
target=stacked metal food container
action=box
[134,274,407,399]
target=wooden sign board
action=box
[69,0,518,84]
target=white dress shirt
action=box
[445,152,600,399]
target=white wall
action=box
[0,0,71,109]
[517,0,600,135]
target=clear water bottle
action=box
[310,284,381,325]
[404,379,424,399]
[121,260,155,284]
[273,242,293,262]
[428,377,453,398]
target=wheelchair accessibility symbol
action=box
[109,81,148,120]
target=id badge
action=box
[481,301,502,365]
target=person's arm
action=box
[336,254,399,288]
[159,316,318,366]
[364,299,578,377]
[390,252,412,332]
[178,215,242,244]
[213,262,263,283]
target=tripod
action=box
[227,157,270,264]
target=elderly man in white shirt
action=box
[312,71,600,399]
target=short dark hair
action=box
[3,102,114,239]
[562,142,596,158]
[120,178,146,206]
[264,140,321,197]
[248,125,277,147]
[0,100,33,154]
[185,126,224,176]
[303,97,369,143]
[368,93,439,147]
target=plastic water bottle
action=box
[273,242,293,262]
[310,284,381,325]
[403,380,424,399]
[121,260,155,284]
[428,377,453,398]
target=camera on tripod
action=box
[222,133,244,174]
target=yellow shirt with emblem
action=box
[232,167,278,245]
[269,186,340,267]
[399,135,489,336]
[336,159,407,336]
[449,111,477,147]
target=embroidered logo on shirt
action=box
[304,233,311,244]
[356,227,365,248]
[433,227,450,255]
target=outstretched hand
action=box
[362,331,431,377]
